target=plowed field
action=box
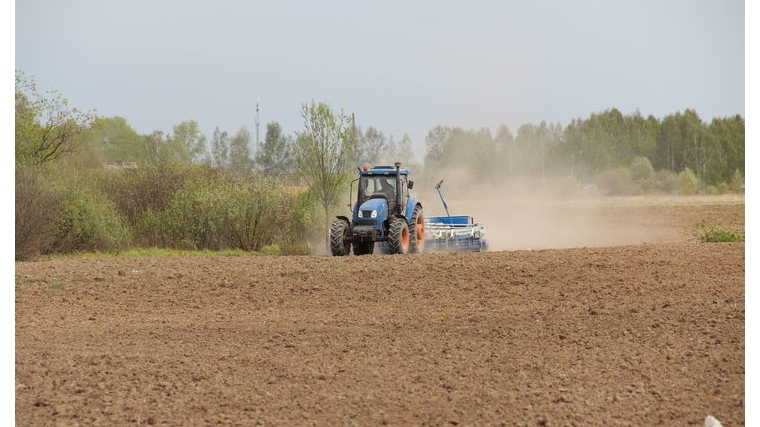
[15,196,745,427]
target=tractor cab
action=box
[356,165,412,217]
[330,162,424,256]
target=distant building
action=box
[104,161,138,170]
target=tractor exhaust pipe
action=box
[395,162,402,214]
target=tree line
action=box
[425,109,744,195]
[15,70,745,259]
[17,69,744,193]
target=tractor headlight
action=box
[370,210,378,218]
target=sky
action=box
[14,0,746,160]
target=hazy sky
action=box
[15,0,745,158]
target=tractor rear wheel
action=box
[388,217,410,254]
[330,219,351,256]
[409,205,425,254]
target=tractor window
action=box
[360,177,396,202]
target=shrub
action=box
[677,168,699,195]
[630,156,654,182]
[97,163,197,225]
[279,186,321,254]
[52,186,131,253]
[15,165,61,260]
[704,185,719,196]
[596,167,637,196]
[716,182,729,195]
[694,220,744,242]
[729,169,744,193]
[654,169,678,194]
[140,174,294,251]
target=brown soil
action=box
[15,196,745,427]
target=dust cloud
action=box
[413,169,707,251]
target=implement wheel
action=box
[388,217,410,255]
[409,205,425,254]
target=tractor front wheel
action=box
[388,217,410,255]
[330,219,351,256]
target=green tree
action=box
[354,126,389,165]
[467,127,497,182]
[558,110,658,183]
[708,115,744,184]
[624,110,659,163]
[514,122,554,181]
[423,125,452,169]
[15,70,95,165]
[229,126,254,174]
[83,116,145,165]
[729,169,744,193]
[494,124,515,175]
[680,110,709,181]
[144,131,167,165]
[294,101,354,251]
[657,110,706,177]
[629,156,654,182]
[166,121,208,164]
[395,134,416,166]
[256,122,295,174]
[210,127,230,168]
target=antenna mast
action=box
[255,96,261,151]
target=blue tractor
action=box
[330,162,424,255]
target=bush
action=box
[694,220,744,242]
[716,182,729,195]
[52,186,131,253]
[630,156,654,182]
[596,167,638,196]
[654,169,678,194]
[15,165,61,260]
[729,169,744,193]
[279,186,321,254]
[98,163,197,225]
[704,185,719,196]
[139,173,294,251]
[677,168,699,195]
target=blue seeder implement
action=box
[424,180,488,252]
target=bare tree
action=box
[294,101,353,251]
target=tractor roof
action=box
[360,165,411,176]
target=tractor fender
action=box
[404,199,422,221]
[335,215,351,224]
[384,214,409,230]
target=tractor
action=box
[330,162,424,255]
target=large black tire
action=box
[409,205,425,254]
[330,219,351,256]
[352,242,374,255]
[387,217,410,255]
